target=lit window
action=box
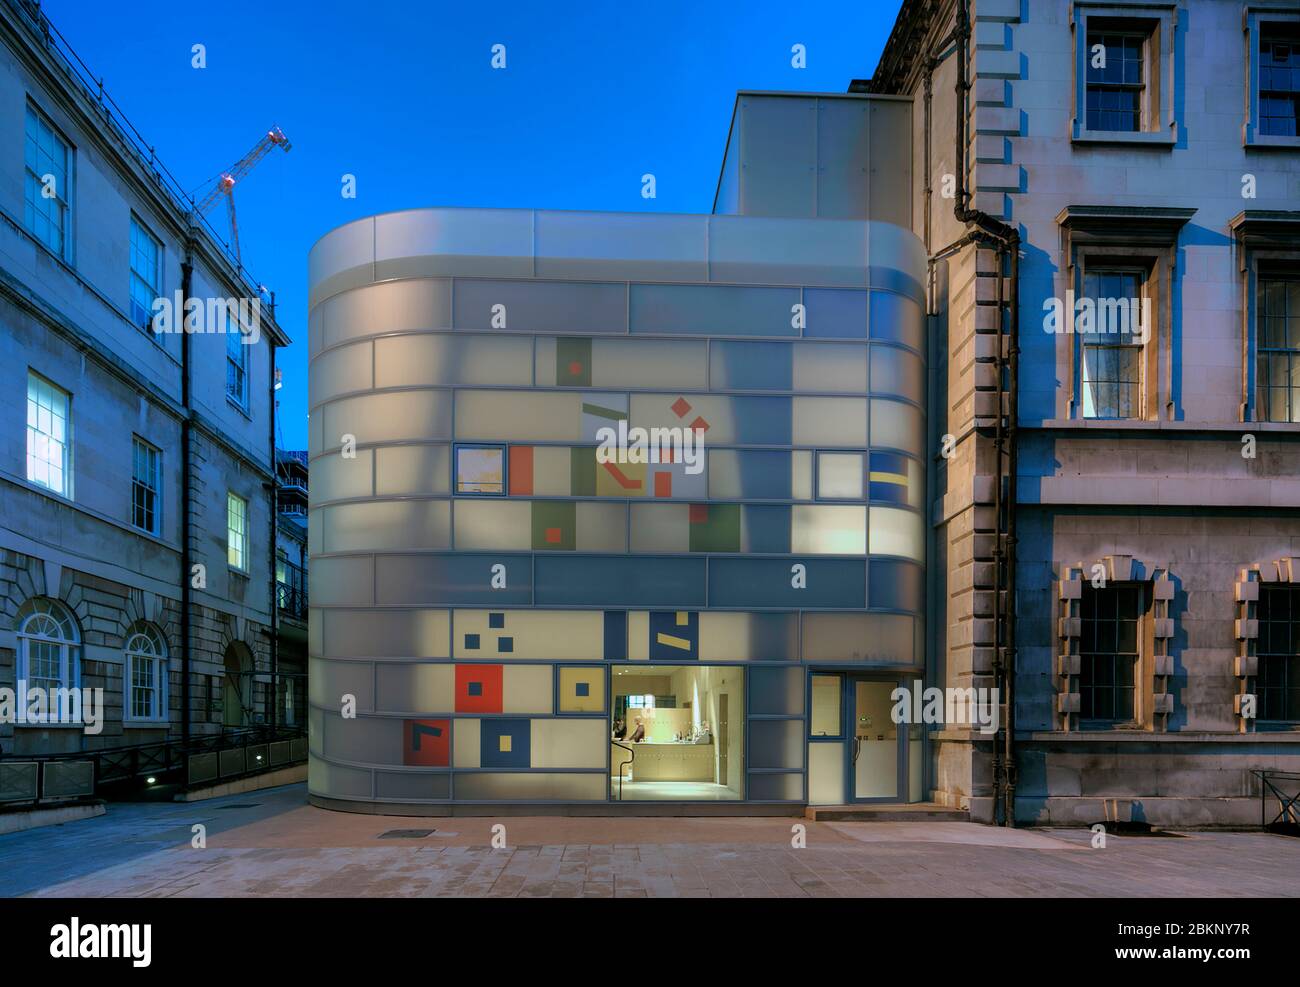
[1258,585,1299,722]
[1259,26,1300,138]
[1085,32,1144,132]
[124,623,168,721]
[129,215,162,331]
[1079,584,1140,724]
[226,308,249,408]
[455,444,505,495]
[816,452,864,500]
[27,372,70,497]
[15,598,81,721]
[1256,275,1300,423]
[23,103,72,259]
[132,437,161,535]
[227,492,249,571]
[1081,269,1144,419]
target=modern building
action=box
[307,95,931,812]
[310,0,1299,824]
[0,0,291,764]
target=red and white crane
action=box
[192,125,291,266]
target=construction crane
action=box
[192,126,291,267]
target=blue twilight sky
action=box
[44,0,902,450]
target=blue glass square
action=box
[467,681,483,696]
[464,633,480,649]
[489,612,505,629]
[498,636,514,653]
[575,682,590,697]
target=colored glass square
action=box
[489,612,505,629]
[498,636,514,653]
[671,397,692,418]
[654,472,672,497]
[402,718,449,767]
[456,664,503,713]
[531,501,576,550]
[464,633,480,649]
[575,682,590,697]
[650,611,699,660]
[481,718,530,768]
[499,735,512,752]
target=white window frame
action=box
[124,623,169,723]
[131,435,162,535]
[15,598,83,725]
[23,101,74,261]
[26,371,71,498]
[129,213,163,334]
[227,491,249,572]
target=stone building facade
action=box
[0,0,295,757]
[869,0,1300,825]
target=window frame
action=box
[1245,9,1300,149]
[124,623,169,724]
[1078,582,1146,729]
[1070,4,1177,147]
[131,435,163,536]
[227,491,250,573]
[1254,269,1300,423]
[129,213,164,334]
[225,306,250,411]
[26,370,72,499]
[1256,583,1300,725]
[453,443,508,496]
[1078,265,1149,420]
[15,598,83,725]
[23,100,75,261]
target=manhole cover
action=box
[212,803,261,809]
[379,829,436,839]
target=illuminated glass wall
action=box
[307,208,927,808]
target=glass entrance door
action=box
[848,677,903,801]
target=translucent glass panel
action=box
[810,674,842,736]
[748,719,804,770]
[376,444,451,496]
[807,742,846,804]
[870,291,924,350]
[318,278,453,348]
[309,757,372,799]
[817,452,864,499]
[375,333,532,388]
[375,555,533,607]
[629,503,789,554]
[708,449,791,499]
[314,608,450,659]
[456,390,582,442]
[311,556,374,607]
[536,337,707,389]
[577,502,629,552]
[793,343,868,393]
[791,450,813,500]
[870,345,924,403]
[746,773,803,801]
[375,663,454,712]
[375,771,450,801]
[870,398,924,455]
[749,666,803,715]
[629,393,791,445]
[530,719,607,768]
[312,449,375,502]
[697,612,799,660]
[792,505,866,554]
[452,610,607,660]
[322,713,404,764]
[869,558,925,612]
[803,613,916,663]
[310,339,373,398]
[869,506,924,562]
[630,503,689,552]
[805,288,868,338]
[453,499,530,550]
[322,500,451,552]
[793,397,867,446]
[453,500,628,552]
[310,657,375,710]
[559,666,605,712]
[501,665,553,714]
[454,773,606,801]
[710,340,791,390]
[629,283,801,336]
[454,279,627,333]
[534,556,705,608]
[322,390,452,446]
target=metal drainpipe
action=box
[180,242,193,745]
[267,294,278,733]
[949,0,1021,825]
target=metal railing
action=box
[612,741,635,801]
[276,561,307,619]
[0,724,307,807]
[1252,769,1300,831]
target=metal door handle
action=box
[852,736,861,763]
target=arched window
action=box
[124,622,168,722]
[15,597,81,721]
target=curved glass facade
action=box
[308,208,928,810]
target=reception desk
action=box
[612,742,715,782]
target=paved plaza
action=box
[1,784,1295,898]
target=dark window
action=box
[1260,27,1300,137]
[1258,585,1300,722]
[1086,32,1144,132]
[1080,584,1140,723]
[1257,274,1300,423]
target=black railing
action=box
[612,741,635,801]
[0,724,307,806]
[1252,769,1300,832]
[277,561,307,619]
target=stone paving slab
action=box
[1,784,1296,898]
